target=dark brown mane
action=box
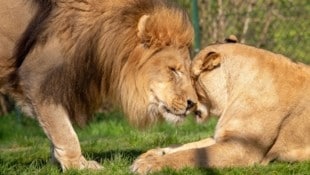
[14,0,54,68]
[41,29,104,125]
[15,0,192,125]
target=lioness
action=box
[132,43,310,174]
[0,0,197,170]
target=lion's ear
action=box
[137,15,150,44]
[201,52,221,71]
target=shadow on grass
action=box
[89,149,144,162]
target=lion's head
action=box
[122,46,197,126]
[116,7,197,127]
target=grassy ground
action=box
[0,110,309,175]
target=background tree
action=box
[177,0,309,63]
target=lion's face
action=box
[120,13,196,127]
[140,47,197,124]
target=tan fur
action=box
[132,43,310,174]
[0,0,197,170]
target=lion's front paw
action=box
[131,151,165,175]
[60,156,103,171]
[82,160,103,170]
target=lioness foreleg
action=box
[139,138,216,157]
[132,139,263,174]
[163,137,216,155]
[35,103,102,171]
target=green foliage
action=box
[176,0,310,63]
[0,111,309,174]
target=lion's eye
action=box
[169,67,181,77]
[169,67,177,72]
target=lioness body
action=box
[132,43,310,174]
[0,0,197,170]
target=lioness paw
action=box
[131,147,182,174]
[131,155,163,175]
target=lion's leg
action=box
[0,34,15,91]
[132,139,264,174]
[34,102,102,170]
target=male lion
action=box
[0,0,197,170]
[132,43,310,174]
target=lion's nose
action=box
[186,99,196,110]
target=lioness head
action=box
[191,37,239,123]
[191,50,225,123]
[120,13,197,127]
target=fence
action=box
[178,0,309,63]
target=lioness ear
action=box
[137,15,150,42]
[191,51,221,77]
[225,35,238,43]
[201,52,221,71]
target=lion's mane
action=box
[12,0,193,126]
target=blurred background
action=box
[0,0,309,115]
[178,0,309,63]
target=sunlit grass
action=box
[0,110,309,175]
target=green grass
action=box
[0,110,309,175]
